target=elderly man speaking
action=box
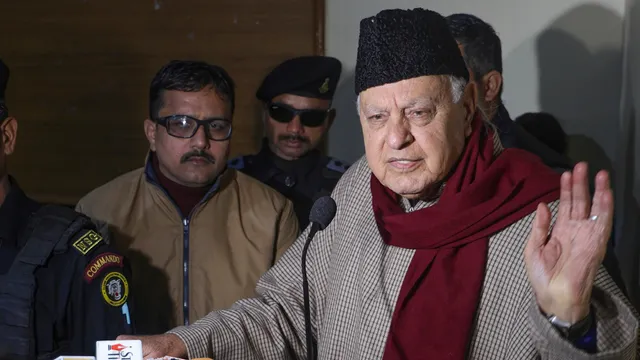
[123,8,638,359]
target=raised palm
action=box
[524,163,614,322]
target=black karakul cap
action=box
[256,56,342,102]
[355,8,469,94]
[0,59,9,104]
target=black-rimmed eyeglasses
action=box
[154,115,232,141]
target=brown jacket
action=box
[76,161,299,334]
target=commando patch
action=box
[72,230,103,255]
[101,271,129,307]
[84,252,124,283]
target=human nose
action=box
[286,115,303,133]
[189,124,210,149]
[386,115,413,150]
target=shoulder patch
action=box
[84,252,124,283]
[72,230,103,255]
[326,158,350,173]
[228,156,245,170]
[101,271,129,307]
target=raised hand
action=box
[524,162,614,323]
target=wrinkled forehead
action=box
[358,75,452,112]
[159,88,230,118]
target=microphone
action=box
[302,196,337,360]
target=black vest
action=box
[0,205,91,360]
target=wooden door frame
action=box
[314,0,325,56]
[313,0,332,154]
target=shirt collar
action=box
[492,104,512,127]
[492,105,518,149]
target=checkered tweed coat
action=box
[170,155,639,359]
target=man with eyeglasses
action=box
[76,60,299,335]
[229,56,350,229]
[0,58,135,359]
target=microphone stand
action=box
[302,222,319,360]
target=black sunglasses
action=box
[267,102,330,128]
[154,114,232,141]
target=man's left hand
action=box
[524,162,614,323]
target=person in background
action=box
[515,111,568,155]
[76,60,299,335]
[228,56,349,229]
[447,12,627,295]
[119,9,638,359]
[0,58,134,359]
[446,13,574,172]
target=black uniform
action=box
[230,56,348,229]
[0,180,134,359]
[229,141,349,229]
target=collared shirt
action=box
[0,178,134,358]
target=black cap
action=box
[256,56,342,102]
[355,8,469,94]
[0,59,9,104]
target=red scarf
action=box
[372,117,561,359]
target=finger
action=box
[570,162,591,219]
[116,334,135,340]
[591,170,612,216]
[524,203,552,261]
[591,170,614,236]
[558,171,572,221]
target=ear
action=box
[462,82,477,137]
[481,70,503,103]
[1,117,18,155]
[144,119,158,151]
[326,108,336,129]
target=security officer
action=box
[229,56,349,229]
[0,59,134,359]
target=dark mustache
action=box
[278,134,309,143]
[181,150,215,164]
